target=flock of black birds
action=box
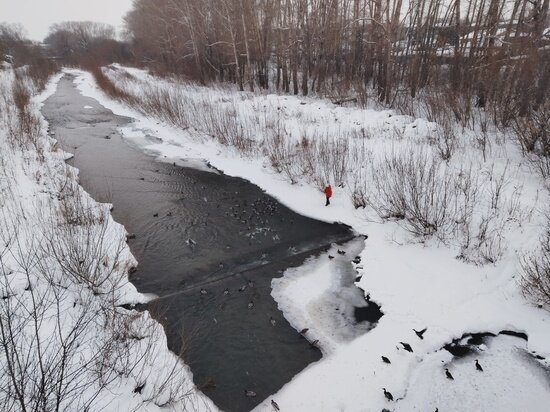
[223,196,282,237]
[381,327,485,405]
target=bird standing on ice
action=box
[475,360,483,371]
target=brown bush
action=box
[521,215,550,310]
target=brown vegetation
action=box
[521,214,550,310]
[124,0,549,125]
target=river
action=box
[42,75,360,411]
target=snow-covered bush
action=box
[521,215,550,310]
[358,146,530,264]
[513,101,550,181]
[1,72,42,152]
[366,148,457,238]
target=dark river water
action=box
[42,75,357,411]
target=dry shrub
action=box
[1,75,43,151]
[513,101,550,180]
[88,65,132,102]
[361,147,529,264]
[367,148,456,238]
[521,215,550,310]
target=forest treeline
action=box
[2,0,549,135]
[123,0,548,122]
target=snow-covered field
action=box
[0,67,215,411]
[17,65,550,411]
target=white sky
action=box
[0,0,135,41]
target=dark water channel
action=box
[42,75,355,411]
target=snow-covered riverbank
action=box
[0,67,216,411]
[68,66,550,411]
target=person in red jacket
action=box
[324,184,333,206]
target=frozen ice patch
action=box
[397,334,550,412]
[271,238,378,354]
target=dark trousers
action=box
[325,196,330,206]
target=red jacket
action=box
[324,185,333,198]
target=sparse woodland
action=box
[123,0,548,119]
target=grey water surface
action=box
[42,75,358,411]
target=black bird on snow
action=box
[445,368,454,380]
[310,339,319,348]
[475,359,483,372]
[271,399,280,410]
[328,255,335,259]
[381,356,391,364]
[153,213,158,217]
[382,388,394,401]
[299,328,309,335]
[400,342,413,352]
[413,327,427,339]
[133,382,146,394]
[337,249,346,255]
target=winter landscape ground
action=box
[1,3,549,409]
[5,63,547,411]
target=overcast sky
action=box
[0,0,134,41]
